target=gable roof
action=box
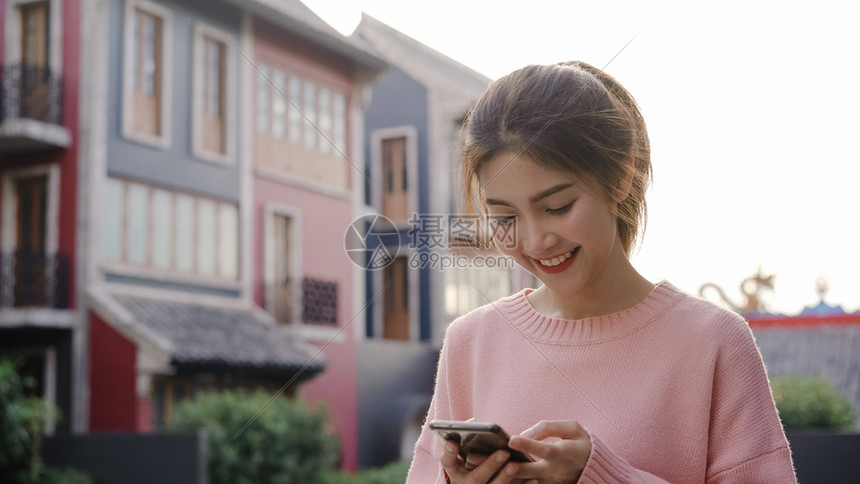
[224,0,387,73]
[352,13,491,99]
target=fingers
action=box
[508,434,558,462]
[465,453,489,470]
[519,419,586,441]
[441,439,519,483]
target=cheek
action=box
[490,223,519,253]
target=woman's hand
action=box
[441,438,529,484]
[507,420,592,484]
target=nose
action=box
[519,218,557,256]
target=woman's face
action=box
[479,152,626,296]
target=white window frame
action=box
[370,125,419,228]
[121,0,172,149]
[191,22,237,165]
[4,0,63,72]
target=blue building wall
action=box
[362,66,432,341]
[359,65,440,467]
[106,0,242,201]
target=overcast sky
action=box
[302,0,860,315]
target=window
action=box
[151,189,172,269]
[302,81,316,149]
[218,204,238,279]
[270,214,294,323]
[383,257,410,341]
[20,2,49,67]
[123,0,171,146]
[271,69,286,138]
[101,178,238,281]
[333,93,346,154]
[102,178,124,261]
[131,9,162,136]
[175,194,195,273]
[127,183,149,265]
[287,77,302,144]
[318,88,332,154]
[444,265,511,317]
[197,199,216,276]
[381,136,408,222]
[256,64,270,133]
[193,24,235,162]
[201,37,225,153]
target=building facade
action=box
[3,0,386,471]
[352,14,537,467]
[0,0,79,435]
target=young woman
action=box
[406,61,796,483]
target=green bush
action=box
[771,375,857,430]
[0,359,93,484]
[167,389,340,484]
[322,459,411,484]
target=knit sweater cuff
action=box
[577,431,668,484]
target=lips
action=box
[533,248,578,274]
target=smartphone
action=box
[428,420,533,462]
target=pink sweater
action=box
[407,282,796,483]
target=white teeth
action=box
[539,251,573,267]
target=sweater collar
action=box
[496,281,684,345]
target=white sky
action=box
[303,0,860,315]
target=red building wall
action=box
[58,0,81,308]
[89,313,138,431]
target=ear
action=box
[613,159,635,202]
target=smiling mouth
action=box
[537,248,578,267]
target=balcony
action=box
[266,278,338,326]
[0,63,71,154]
[0,251,71,309]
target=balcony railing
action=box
[0,63,64,125]
[0,251,71,309]
[266,278,338,326]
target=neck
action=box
[529,245,654,320]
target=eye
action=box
[491,215,516,226]
[547,202,573,215]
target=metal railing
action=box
[266,277,338,326]
[0,63,64,125]
[0,251,70,309]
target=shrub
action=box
[0,359,93,484]
[771,375,857,430]
[167,389,340,484]
[322,459,411,484]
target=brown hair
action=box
[460,61,652,255]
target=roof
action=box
[223,0,387,73]
[752,319,860,427]
[352,13,491,99]
[88,288,325,377]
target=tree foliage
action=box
[771,375,857,430]
[0,359,93,484]
[167,389,340,484]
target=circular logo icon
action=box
[344,214,401,270]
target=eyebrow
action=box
[485,183,574,207]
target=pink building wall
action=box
[252,19,360,471]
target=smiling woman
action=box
[405,61,798,484]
